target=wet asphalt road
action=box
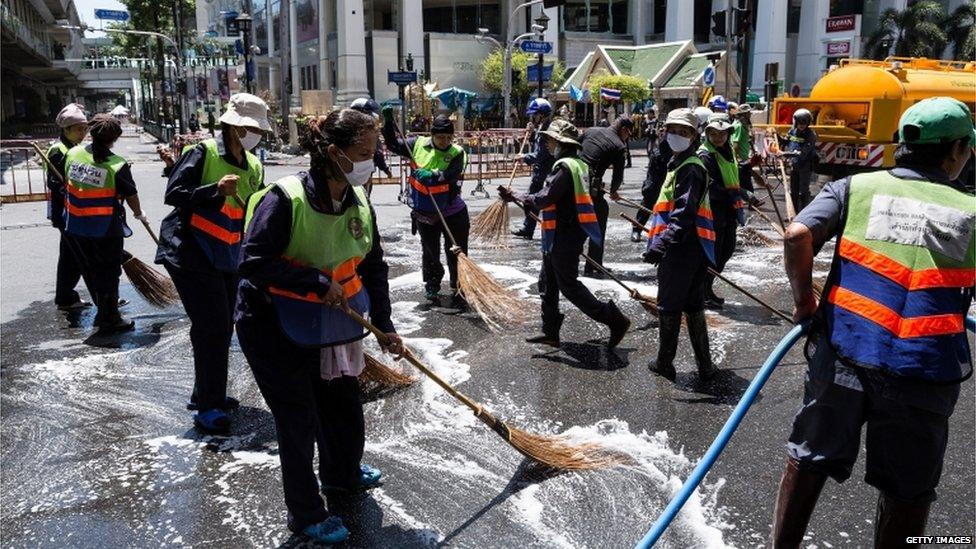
[1,136,973,548]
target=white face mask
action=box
[238,128,262,151]
[338,150,374,187]
[666,133,692,153]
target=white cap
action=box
[56,103,87,128]
[694,106,713,126]
[219,93,271,131]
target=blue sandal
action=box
[303,516,349,545]
[193,409,230,432]
[323,464,382,492]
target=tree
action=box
[587,72,650,105]
[479,49,566,106]
[944,2,975,61]
[864,1,947,60]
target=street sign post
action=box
[388,71,418,85]
[519,40,553,55]
[702,66,716,87]
[94,9,129,21]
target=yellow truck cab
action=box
[761,57,975,178]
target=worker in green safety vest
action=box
[236,109,403,546]
[773,97,976,547]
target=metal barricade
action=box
[0,140,49,204]
[368,129,533,199]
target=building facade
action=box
[191,0,968,111]
[1,0,85,134]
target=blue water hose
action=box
[635,315,976,548]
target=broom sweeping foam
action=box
[469,131,532,247]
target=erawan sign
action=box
[826,14,856,33]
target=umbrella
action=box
[110,105,130,117]
[429,87,477,111]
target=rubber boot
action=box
[770,458,828,549]
[649,312,680,381]
[704,278,724,310]
[94,291,134,334]
[603,301,631,349]
[874,492,931,549]
[526,312,563,347]
[686,310,717,380]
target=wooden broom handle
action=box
[504,130,532,190]
[618,211,793,323]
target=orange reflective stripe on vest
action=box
[269,256,363,302]
[65,202,114,217]
[190,214,242,244]
[221,201,245,220]
[410,177,451,195]
[839,237,976,290]
[828,286,964,338]
[66,184,117,199]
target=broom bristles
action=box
[507,426,632,471]
[739,226,779,247]
[122,257,180,307]
[456,252,531,331]
[361,352,417,388]
[470,200,511,247]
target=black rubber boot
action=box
[603,301,631,349]
[686,310,716,380]
[771,458,828,548]
[526,312,563,347]
[511,227,533,240]
[649,312,680,381]
[874,492,931,549]
[94,291,135,334]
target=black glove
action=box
[497,186,515,203]
[642,248,663,265]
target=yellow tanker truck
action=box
[764,57,976,177]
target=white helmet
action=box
[694,106,713,127]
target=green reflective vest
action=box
[63,145,126,238]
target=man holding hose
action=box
[774,97,975,547]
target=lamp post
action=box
[534,11,549,99]
[236,12,254,93]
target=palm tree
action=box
[944,2,975,61]
[864,1,948,60]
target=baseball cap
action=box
[898,97,976,146]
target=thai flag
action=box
[600,87,621,102]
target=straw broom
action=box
[469,131,531,247]
[618,213,790,322]
[344,306,628,471]
[32,142,179,307]
[390,120,529,330]
[360,351,417,388]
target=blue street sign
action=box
[94,8,129,21]
[702,66,716,87]
[520,40,553,54]
[526,64,554,82]
[388,71,418,85]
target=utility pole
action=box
[278,0,291,127]
[172,0,186,133]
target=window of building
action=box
[787,0,801,34]
[254,8,269,53]
[693,0,713,43]
[422,0,500,34]
[829,0,864,17]
[300,65,319,90]
[365,0,396,31]
[270,0,281,54]
[563,0,630,34]
[653,0,666,34]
